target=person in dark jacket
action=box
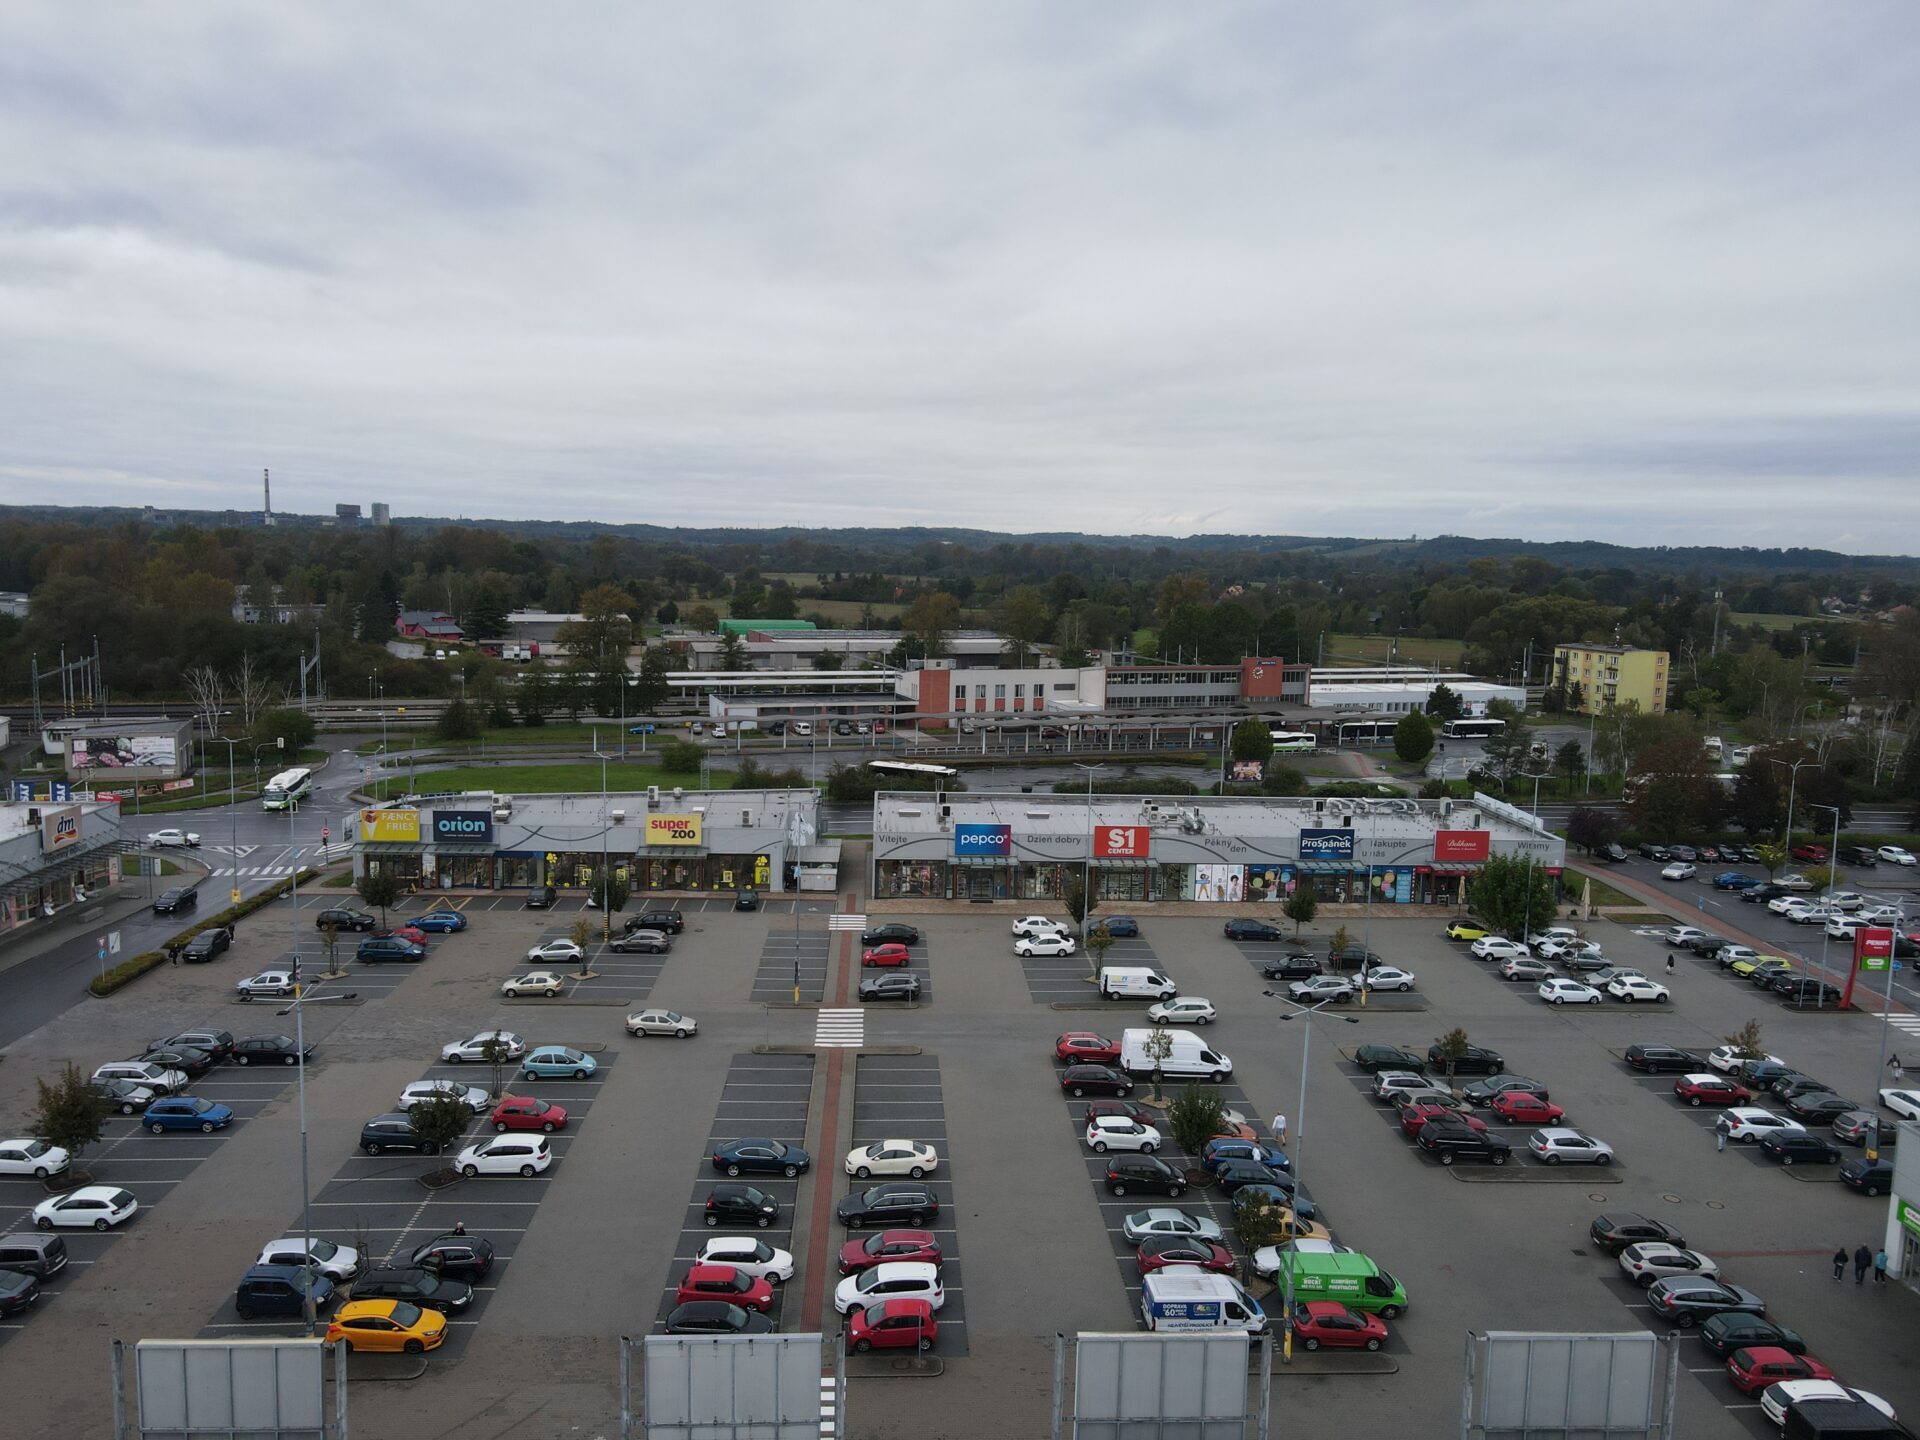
[1854,1244,1873,1284]
[1832,1247,1847,1281]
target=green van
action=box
[1270,1251,1407,1317]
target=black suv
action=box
[859,974,921,1003]
[631,910,685,934]
[181,928,234,963]
[360,1113,444,1155]
[152,886,198,916]
[608,930,672,954]
[235,1265,332,1319]
[1461,1074,1548,1106]
[705,1183,780,1229]
[350,1266,473,1312]
[1624,1045,1704,1074]
[861,924,920,946]
[1104,1155,1188,1197]
[1599,843,1630,862]
[1261,954,1322,981]
[1780,979,1846,1008]
[525,885,557,909]
[1645,1278,1764,1328]
[1417,1127,1511,1166]
[1588,1213,1685,1254]
[1760,1132,1842,1165]
[1698,1313,1805,1359]
[1428,1042,1506,1076]
[1354,1045,1426,1074]
[667,1301,774,1335]
[1224,919,1283,942]
[410,1234,494,1280]
[837,1184,938,1229]
[1840,845,1880,867]
[314,908,376,931]
[1327,945,1386,973]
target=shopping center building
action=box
[870,791,1564,906]
[350,788,824,897]
[0,798,128,935]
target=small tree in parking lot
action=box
[356,868,403,928]
[1167,1084,1227,1161]
[1283,888,1317,937]
[1723,1018,1766,1061]
[318,921,342,975]
[1141,1028,1174,1102]
[1230,1187,1290,1283]
[1327,923,1351,959]
[1062,874,1098,934]
[407,1093,472,1158]
[480,1036,512,1100]
[1084,923,1114,980]
[1752,843,1787,879]
[1434,1028,1470,1083]
[568,916,595,973]
[31,1062,109,1176]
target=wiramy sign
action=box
[1094,825,1151,859]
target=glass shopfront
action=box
[436,854,494,888]
[497,853,545,889]
[1094,865,1149,902]
[363,852,424,887]
[876,861,946,898]
[635,852,773,892]
[1018,862,1067,901]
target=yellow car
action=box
[1444,922,1493,942]
[1272,1212,1331,1243]
[326,1298,447,1354]
[1730,957,1794,982]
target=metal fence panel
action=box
[132,1339,327,1438]
[1467,1332,1673,1439]
[639,1334,824,1440]
[1070,1332,1252,1440]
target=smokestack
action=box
[263,468,275,527]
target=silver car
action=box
[1527,1128,1614,1166]
[1500,957,1554,982]
[625,1008,698,1038]
[1121,1208,1225,1244]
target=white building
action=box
[1304,668,1523,718]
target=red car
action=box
[1399,1102,1488,1138]
[1056,1032,1122,1064]
[374,926,428,945]
[1084,1097,1155,1126]
[838,1229,941,1277]
[1491,1092,1566,1125]
[490,1096,569,1133]
[1291,1301,1388,1352]
[1135,1237,1235,1275]
[1726,1346,1834,1395]
[862,944,911,968]
[848,1297,937,1353]
[675,1263,774,1313]
[1789,843,1830,863]
[1674,1075,1751,1107]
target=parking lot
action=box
[1017,925,1170,1004]
[750,926,829,1004]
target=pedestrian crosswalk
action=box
[819,1372,838,1437]
[1866,1012,1920,1041]
[814,1009,864,1049]
[208,865,298,878]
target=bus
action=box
[867,760,960,781]
[1268,730,1318,755]
[1333,719,1397,748]
[262,766,314,811]
[1441,718,1507,741]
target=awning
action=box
[1091,859,1151,870]
[636,845,708,858]
[1297,861,1356,875]
[427,842,496,854]
[1426,866,1477,877]
[358,842,426,855]
[951,856,1009,867]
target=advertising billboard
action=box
[1193,863,1245,902]
[1298,828,1355,860]
[646,814,704,847]
[1855,927,1894,972]
[40,804,82,853]
[1093,825,1151,859]
[1434,830,1492,863]
[953,823,1012,857]
[358,808,421,843]
[70,734,177,771]
[431,810,495,845]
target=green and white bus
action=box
[1268,730,1318,755]
[262,766,313,811]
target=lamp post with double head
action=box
[1072,762,1106,935]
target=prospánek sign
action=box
[1298,828,1355,860]
[431,810,495,845]
[1433,830,1492,863]
[646,814,703,847]
[1093,825,1151,859]
[953,823,1012,857]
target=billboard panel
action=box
[1298,828,1355,860]
[1434,830,1492,863]
[431,810,495,845]
[954,823,1011,857]
[640,1334,824,1440]
[1855,927,1894,972]
[1070,1331,1251,1440]
[1094,825,1151,859]
[40,804,82,853]
[70,734,176,771]
[646,813,704,847]
[1193,864,1245,902]
[359,808,421,843]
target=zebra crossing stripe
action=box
[814,1010,864,1049]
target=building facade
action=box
[0,799,126,935]
[1551,645,1669,715]
[1303,668,1523,717]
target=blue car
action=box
[1712,872,1761,890]
[143,1096,234,1134]
[1229,1182,1317,1222]
[1201,1138,1290,1174]
[1100,915,1141,938]
[710,1138,812,1178]
[521,1046,597,1081]
[411,911,469,933]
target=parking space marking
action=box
[752,929,831,1004]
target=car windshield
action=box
[388,1301,423,1328]
[308,1240,338,1262]
[22,1140,50,1157]
[189,1098,214,1113]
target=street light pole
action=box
[593,730,610,947]
[214,736,241,904]
[1767,756,1813,853]
[287,799,314,1334]
[1810,804,1843,1007]
[1072,762,1105,931]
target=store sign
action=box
[1899,1200,1920,1239]
[647,814,704,847]
[954,824,1011,857]
[1094,825,1151,859]
[40,804,82,853]
[1298,828,1355,860]
[1433,830,1492,863]
[359,808,421,843]
[431,810,494,845]
[1855,927,1894,972]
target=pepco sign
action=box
[431,810,494,845]
[1094,825,1151,859]
[646,814,703,847]
[1433,830,1491,863]
[953,824,1011,857]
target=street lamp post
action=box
[1072,762,1106,934]
[1767,756,1814,852]
[1810,804,1843,1007]
[287,799,315,1333]
[593,731,611,947]
[213,737,242,904]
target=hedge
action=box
[89,867,321,997]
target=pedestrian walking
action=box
[1892,1055,1906,1082]
[453,1221,467,1237]
[1874,1249,1889,1285]
[1270,1113,1287,1148]
[1716,1128,1726,1153]
[1854,1244,1872,1284]
[1665,954,1675,976]
[1832,1247,1848,1282]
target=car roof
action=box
[860,1262,938,1283]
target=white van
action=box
[1120,1027,1234,1083]
[791,721,813,737]
[1140,1270,1267,1334]
[1099,967,1177,1001]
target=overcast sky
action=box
[1,5,1915,551]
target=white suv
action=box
[1715,1108,1806,1144]
[1085,1116,1162,1153]
[833,1261,944,1316]
[694,1235,795,1284]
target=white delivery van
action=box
[1120,1028,1234,1083]
[1140,1270,1267,1334]
[1099,967,1178,1001]
[791,721,813,737]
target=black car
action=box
[608,930,672,954]
[734,890,759,911]
[1747,962,1797,989]
[1588,1213,1685,1254]
[1097,915,1141,938]
[1354,1045,1426,1074]
[314,908,376,932]
[1699,1312,1806,1359]
[1758,1132,1842,1166]
[180,928,233,963]
[360,1113,444,1155]
[1769,1075,1828,1100]
[233,1034,314,1066]
[631,910,685,934]
[837,1184,938,1229]
[140,1046,217,1079]
[1083,1097,1155,1126]
[1637,843,1671,861]
[1781,1093,1857,1125]
[711,1138,811,1178]
[1060,1064,1133,1098]
[1645,1277,1764,1327]
[525,886,557,909]
[665,1301,773,1336]
[1327,945,1386,972]
[357,936,425,963]
[1741,883,1787,904]
[859,974,920,1003]
[1780,980,1846,1008]
[1224,919,1284,942]
[1261,955,1322,981]
[1418,1127,1511,1166]
[234,1265,330,1320]
[1104,1156,1188,1198]
[1840,845,1880,867]
[860,924,921,946]
[152,886,199,916]
[705,1184,780,1229]
[350,1266,473,1312]
[1624,1045,1705,1074]
[151,1029,234,1062]
[1740,1060,1797,1087]
[1213,1160,1287,1195]
[0,1269,39,1318]
[1433,1045,1510,1077]
[1683,934,1728,956]
[410,1234,494,1280]
[1839,1158,1894,1196]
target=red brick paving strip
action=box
[799,889,857,1320]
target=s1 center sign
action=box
[1094,825,1151,859]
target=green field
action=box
[1730,611,1862,631]
[364,762,743,800]
[1321,633,1467,667]
[684,595,915,625]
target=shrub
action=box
[659,738,704,774]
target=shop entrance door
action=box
[967,869,995,902]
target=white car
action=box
[845,1140,940,1178]
[1011,916,1070,938]
[1536,938,1602,964]
[501,970,567,997]
[1147,996,1216,1025]
[626,1008,697,1038]
[1774,872,1815,891]
[1715,1108,1806,1143]
[1525,927,1579,953]
[1877,845,1916,866]
[1617,1242,1717,1286]
[144,829,200,848]
[1660,862,1696,881]
[441,1030,526,1063]
[397,1080,489,1114]
[1472,937,1529,962]
[1500,957,1554,982]
[1825,916,1869,940]
[1606,976,1670,1004]
[1589,967,1646,987]
[1825,891,1866,912]
[32,1185,138,1231]
[694,1235,794,1284]
[1289,976,1354,1003]
[1085,1116,1162,1153]
[92,1060,187,1095]
[1014,933,1076,957]
[525,939,585,965]
[0,1138,70,1178]
[1714,945,1761,968]
[235,970,298,999]
[1528,1128,1614,1166]
[1372,1071,1431,1102]
[1538,978,1601,1005]
[1880,1088,1920,1121]
[1856,905,1905,925]
[1121,1208,1223,1244]
[1663,926,1710,947]
[1706,1045,1780,1074]
[454,1135,552,1177]
[256,1236,360,1281]
[833,1260,945,1316]
[1357,966,1417,992]
[1768,895,1813,916]
[1759,1381,1895,1428]
[1790,904,1839,926]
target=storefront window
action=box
[640,855,707,891]
[710,854,765,891]
[1095,867,1147,901]
[878,861,945,898]
[1019,862,1065,901]
[365,854,423,886]
[497,855,543,889]
[1155,864,1191,901]
[439,855,493,888]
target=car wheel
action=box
[1491,1152,1507,1166]
[756,1216,771,1229]
[909,1166,925,1179]
[1545,1154,1560,1165]
[574,1069,588,1080]
[365,1144,382,1155]
[1826,1153,1840,1165]
[235,1056,250,1066]
[1780,1155,1793,1165]
[522,1070,537,1081]
[541,1121,556,1133]
[1198,1016,1212,1025]
[403,1339,424,1355]
[463,1165,479,1177]
[1621,994,1634,1004]
[1864,1184,1882,1197]
[726,1164,742,1177]
[1071,1087,1086,1097]
[1117,1085,1133,1096]
[201,1121,216,1133]
[1110,1183,1127,1196]
[1551,997,1563,1005]
[1675,1313,1697,1329]
[495,1122,509,1133]
[120,1103,136,1115]
[1143,1142,1159,1154]
[1595,1153,1612,1166]
[705,1215,719,1227]
[1302,1337,1321,1352]
[94,1218,110,1231]
[1365,1337,1382,1351]
[847,1216,864,1228]
[1168,1184,1184,1198]
[1688,1097,1702,1107]
[148,1123,165,1134]
[1379,1304,1400,1319]
[1439,1153,1456,1166]
[34,1218,52,1231]
[237,1305,256,1320]
[520,1164,536,1176]
[1209,1071,1225,1085]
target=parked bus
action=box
[1268,730,1318,755]
[867,759,960,781]
[262,766,313,811]
[1333,719,1397,748]
[1441,717,1507,740]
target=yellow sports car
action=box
[1729,957,1794,981]
[1444,922,1493,942]
[326,1298,447,1354]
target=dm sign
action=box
[40,804,82,853]
[431,810,494,845]
[359,808,421,843]
[1298,828,1355,860]
[646,814,703,847]
[954,824,1012,857]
